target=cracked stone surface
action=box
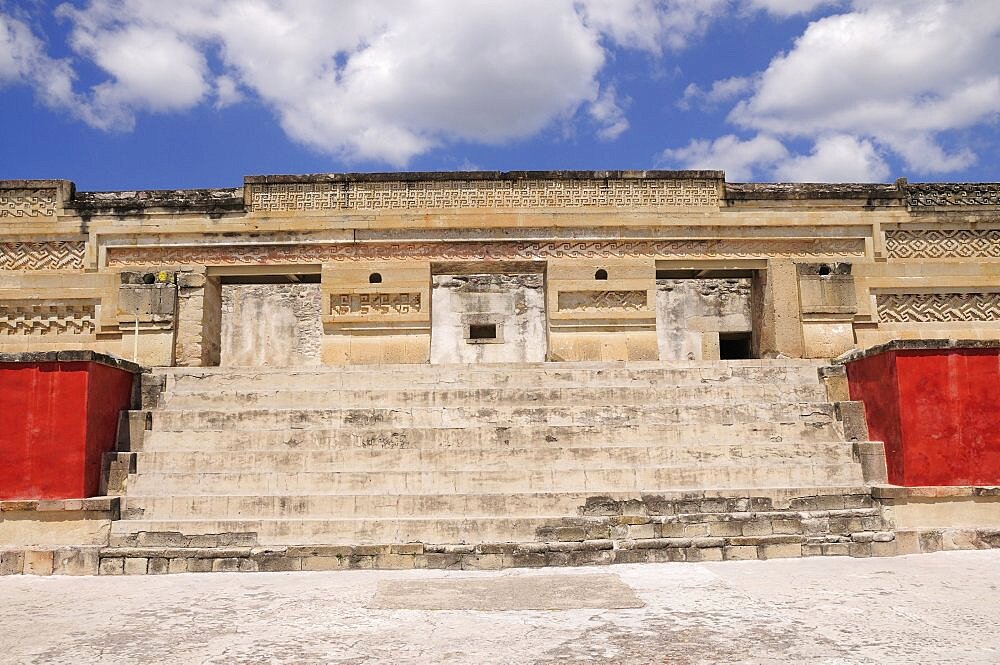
[1,551,999,664]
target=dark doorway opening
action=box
[719,332,753,360]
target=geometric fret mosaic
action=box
[248,178,721,212]
[877,292,1000,323]
[0,241,86,271]
[885,229,1000,259]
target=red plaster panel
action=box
[847,347,1000,486]
[0,361,133,500]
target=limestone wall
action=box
[1,173,999,365]
[656,279,752,361]
[430,274,546,364]
[220,284,321,367]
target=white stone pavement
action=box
[1,550,999,664]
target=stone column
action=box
[174,270,221,366]
[752,259,804,358]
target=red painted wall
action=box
[847,347,1000,486]
[0,361,135,500]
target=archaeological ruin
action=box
[2,170,1000,575]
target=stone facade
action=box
[1,172,999,365]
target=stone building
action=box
[2,171,997,366]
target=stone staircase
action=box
[105,360,897,572]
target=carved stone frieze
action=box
[885,229,1000,259]
[0,189,58,218]
[558,290,648,311]
[107,238,865,266]
[0,303,96,335]
[907,183,1000,207]
[248,178,720,212]
[331,292,422,316]
[0,241,86,271]
[877,292,1000,323]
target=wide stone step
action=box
[139,422,847,452]
[127,463,864,495]
[121,489,875,520]
[158,383,827,409]
[133,442,857,474]
[149,402,837,431]
[157,360,827,392]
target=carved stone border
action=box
[107,239,866,266]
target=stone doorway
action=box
[655,268,755,361]
[218,274,322,367]
[430,265,546,364]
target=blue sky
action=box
[1,1,998,191]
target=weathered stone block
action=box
[147,558,169,575]
[0,551,25,575]
[723,546,758,561]
[99,557,125,575]
[758,543,801,560]
[23,550,54,576]
[124,557,148,575]
[53,548,99,576]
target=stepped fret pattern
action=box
[0,303,95,335]
[106,238,866,266]
[0,189,58,218]
[248,179,721,212]
[0,241,86,271]
[906,183,1000,207]
[877,292,1000,323]
[885,229,1000,259]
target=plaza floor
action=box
[1,550,998,664]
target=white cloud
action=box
[658,134,788,180]
[589,86,630,141]
[729,0,1000,174]
[0,12,77,112]
[745,0,842,16]
[772,134,889,182]
[577,0,730,52]
[679,76,753,110]
[2,0,735,166]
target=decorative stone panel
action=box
[906,183,1000,207]
[557,290,647,311]
[877,292,1000,323]
[0,303,96,335]
[248,178,721,212]
[0,189,58,218]
[330,292,422,316]
[0,241,86,271]
[885,229,1000,259]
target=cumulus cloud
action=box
[658,134,788,180]
[2,0,741,165]
[730,0,1000,174]
[667,0,1000,180]
[678,76,753,110]
[0,12,78,113]
[772,134,889,182]
[746,0,842,16]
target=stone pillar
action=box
[797,263,858,358]
[321,261,430,364]
[752,259,804,358]
[546,259,658,362]
[174,270,221,367]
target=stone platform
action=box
[4,359,1000,574]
